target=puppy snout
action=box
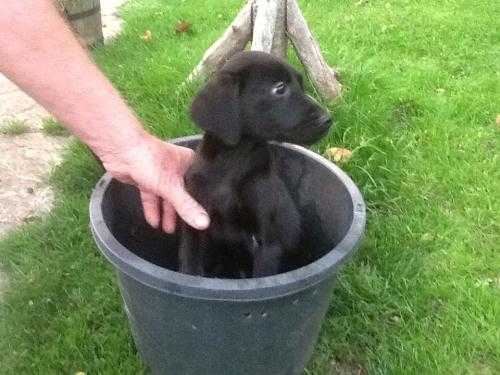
[304,95,332,125]
[308,110,332,130]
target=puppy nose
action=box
[319,113,332,126]
[318,113,332,127]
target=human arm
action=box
[0,0,209,232]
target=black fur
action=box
[178,51,331,278]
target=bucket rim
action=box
[90,135,366,301]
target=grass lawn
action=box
[1,0,499,373]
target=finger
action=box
[166,186,210,230]
[109,172,135,186]
[140,191,160,229]
[161,199,177,234]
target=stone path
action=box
[0,75,51,129]
[102,0,127,40]
[0,134,67,234]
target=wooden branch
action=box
[188,1,253,81]
[251,0,287,58]
[188,0,341,102]
[286,0,341,99]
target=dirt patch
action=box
[0,76,50,131]
[0,133,68,236]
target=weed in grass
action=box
[0,120,30,135]
[392,98,424,127]
[41,118,70,137]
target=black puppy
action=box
[178,51,331,278]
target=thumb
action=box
[164,185,210,230]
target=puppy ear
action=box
[190,72,241,146]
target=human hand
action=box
[0,1,209,233]
[98,132,210,233]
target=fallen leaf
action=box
[436,88,445,93]
[175,20,191,34]
[75,372,86,375]
[474,278,492,288]
[496,114,500,128]
[421,233,434,241]
[325,147,353,163]
[474,277,500,288]
[390,315,401,324]
[140,30,152,41]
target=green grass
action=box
[41,118,71,137]
[1,0,499,373]
[0,119,30,135]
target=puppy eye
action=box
[271,82,287,96]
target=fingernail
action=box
[194,213,209,229]
[146,217,159,229]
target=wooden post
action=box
[286,0,341,99]
[188,0,341,101]
[251,0,287,58]
[187,1,253,81]
[58,0,104,48]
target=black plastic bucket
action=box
[90,135,366,375]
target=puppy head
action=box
[190,51,331,146]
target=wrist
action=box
[89,117,149,162]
